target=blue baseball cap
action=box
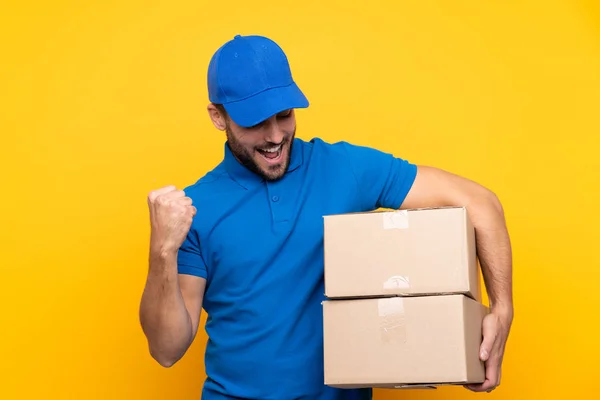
[207,34,309,128]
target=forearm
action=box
[139,249,193,366]
[469,192,514,316]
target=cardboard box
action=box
[322,294,488,388]
[323,207,481,301]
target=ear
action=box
[207,103,227,131]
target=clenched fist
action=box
[147,185,197,255]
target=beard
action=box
[226,126,295,182]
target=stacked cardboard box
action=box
[322,206,489,389]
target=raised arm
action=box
[401,165,513,393]
[139,186,205,367]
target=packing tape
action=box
[383,210,409,229]
[383,275,410,291]
[378,297,406,344]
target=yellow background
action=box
[1,0,599,399]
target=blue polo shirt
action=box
[177,137,417,400]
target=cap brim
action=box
[223,82,309,128]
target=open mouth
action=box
[257,144,283,163]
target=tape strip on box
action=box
[383,210,409,229]
[378,297,406,344]
[383,275,410,291]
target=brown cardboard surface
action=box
[323,206,481,301]
[322,294,488,388]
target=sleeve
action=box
[177,226,208,279]
[340,141,418,210]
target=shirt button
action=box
[272,195,279,202]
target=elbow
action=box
[150,348,181,368]
[156,358,177,369]
[140,320,194,368]
[147,339,186,368]
[139,318,190,368]
[483,188,504,214]
[466,187,505,219]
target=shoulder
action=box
[303,137,399,165]
[301,137,365,158]
[303,136,353,151]
[182,163,234,222]
[181,162,246,235]
[182,162,231,200]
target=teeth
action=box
[261,145,281,153]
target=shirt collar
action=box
[224,138,304,189]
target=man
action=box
[139,34,513,400]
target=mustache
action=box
[255,137,288,150]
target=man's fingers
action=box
[484,355,500,387]
[161,189,186,201]
[480,315,498,361]
[152,190,186,206]
[467,354,500,392]
[465,312,509,394]
[465,378,495,393]
[177,196,193,206]
[480,342,492,361]
[148,185,177,202]
[151,185,177,196]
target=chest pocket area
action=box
[204,213,285,287]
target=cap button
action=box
[234,34,242,39]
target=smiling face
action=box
[208,104,297,182]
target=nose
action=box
[263,117,285,144]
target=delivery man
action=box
[139,34,513,400]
